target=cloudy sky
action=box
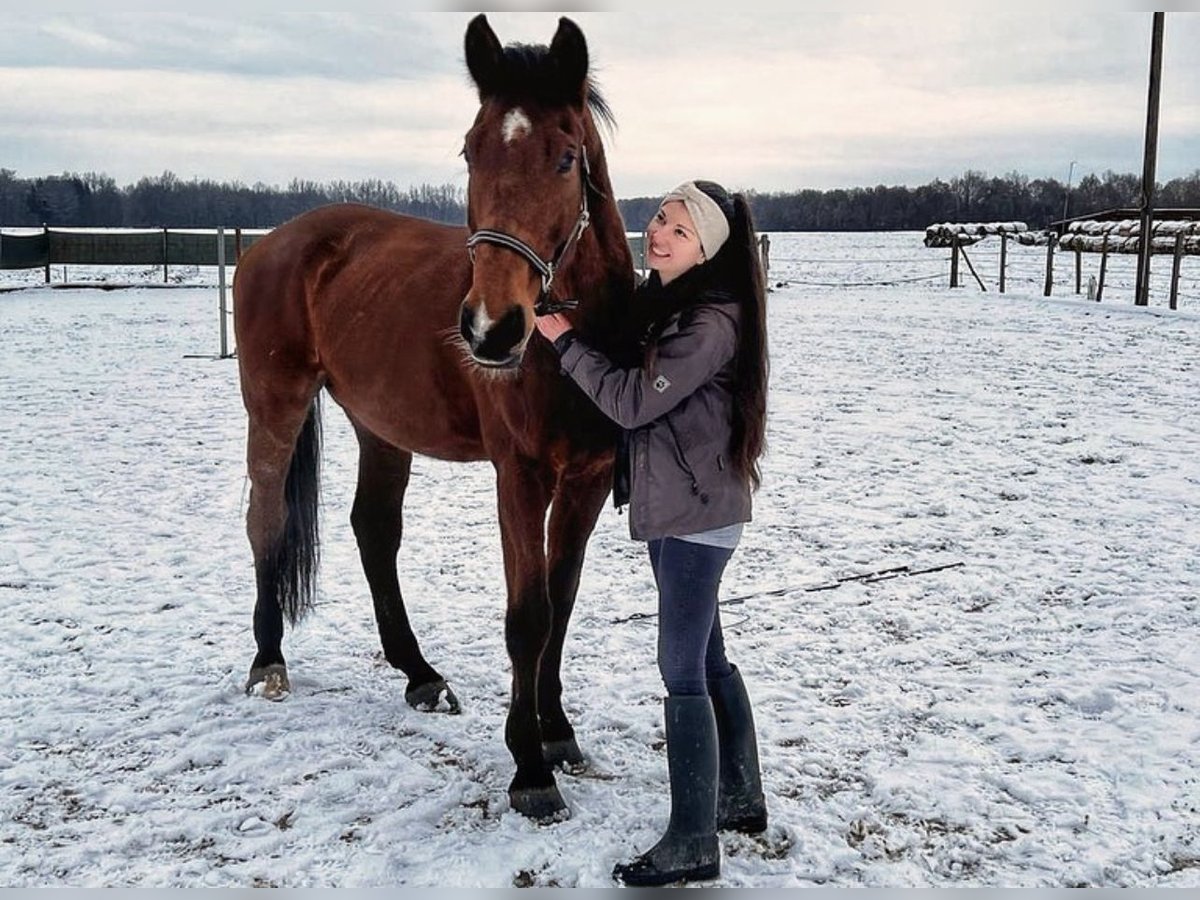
[2,9,1198,199]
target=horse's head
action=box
[459,14,596,369]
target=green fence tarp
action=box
[1,228,651,272]
[0,229,268,269]
[50,231,165,265]
[0,232,50,269]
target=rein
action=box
[465,145,598,316]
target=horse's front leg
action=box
[494,454,562,820]
[540,464,613,770]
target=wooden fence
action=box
[926,219,1199,309]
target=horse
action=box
[231,14,634,821]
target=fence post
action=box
[759,233,770,285]
[1097,234,1109,301]
[218,227,230,359]
[999,233,1008,293]
[1075,248,1082,294]
[1043,233,1056,297]
[1170,231,1184,311]
[235,227,243,263]
[1136,233,1152,306]
[162,227,169,283]
[43,224,50,284]
[950,235,960,288]
[960,246,987,292]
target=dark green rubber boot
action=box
[613,696,720,886]
[709,665,768,834]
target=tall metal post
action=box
[218,227,230,358]
[1135,13,1165,307]
[1062,160,1076,223]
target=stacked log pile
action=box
[1057,219,1200,254]
[924,222,1050,248]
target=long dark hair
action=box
[630,182,769,490]
[695,182,769,491]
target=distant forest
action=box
[4,167,1200,232]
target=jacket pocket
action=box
[664,417,703,500]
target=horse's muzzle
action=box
[459,300,527,368]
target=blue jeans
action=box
[649,537,736,696]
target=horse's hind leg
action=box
[244,384,324,700]
[350,426,457,713]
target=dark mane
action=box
[486,42,616,132]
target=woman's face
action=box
[645,200,705,285]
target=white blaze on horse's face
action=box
[502,108,533,145]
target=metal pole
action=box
[1097,234,1109,301]
[999,233,1008,293]
[217,227,229,358]
[1135,12,1165,307]
[1062,160,1076,223]
[1170,231,1184,311]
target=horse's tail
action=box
[272,392,323,626]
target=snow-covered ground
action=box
[2,233,1199,888]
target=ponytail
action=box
[725,193,769,490]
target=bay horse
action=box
[232,15,633,821]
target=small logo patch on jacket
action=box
[653,375,672,393]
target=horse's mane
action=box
[488,42,616,134]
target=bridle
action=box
[465,145,597,316]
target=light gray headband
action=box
[661,181,731,261]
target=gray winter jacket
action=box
[556,301,752,541]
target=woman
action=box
[535,179,769,886]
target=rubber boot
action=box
[612,696,720,886]
[708,665,768,834]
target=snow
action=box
[2,232,1199,888]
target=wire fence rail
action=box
[4,227,1196,316]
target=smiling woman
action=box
[535,178,770,886]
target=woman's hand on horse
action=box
[535,312,574,343]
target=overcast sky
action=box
[2,10,1198,199]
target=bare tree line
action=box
[3,167,1199,232]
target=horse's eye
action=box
[557,150,576,175]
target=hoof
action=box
[510,784,569,822]
[246,663,290,701]
[405,679,461,714]
[542,737,586,773]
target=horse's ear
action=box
[465,13,504,98]
[549,17,589,105]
